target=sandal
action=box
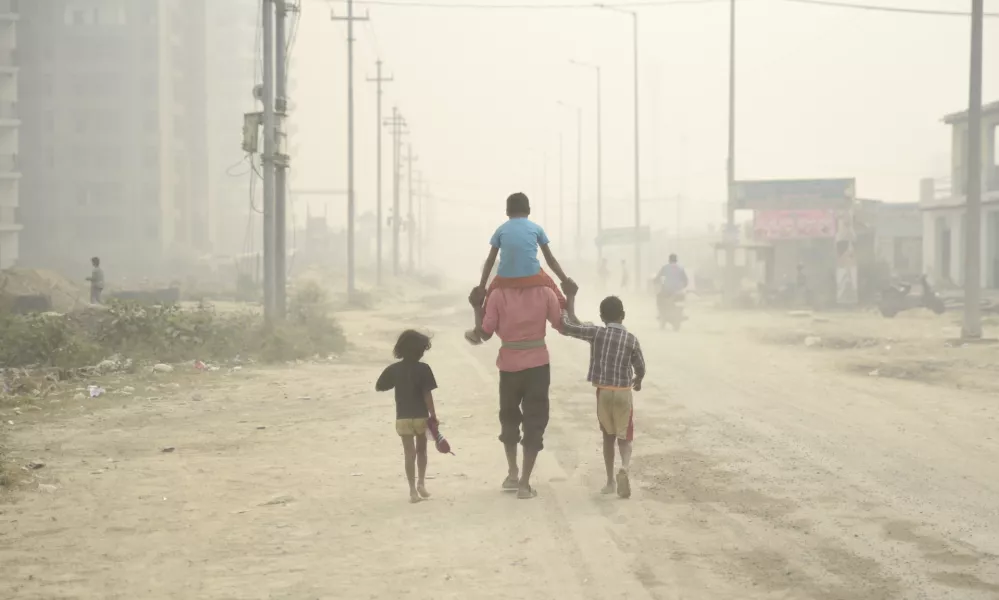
[517,486,538,500]
[502,476,519,491]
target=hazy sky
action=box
[284,0,997,261]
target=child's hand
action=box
[561,278,579,297]
[632,379,643,392]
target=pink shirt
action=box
[481,286,562,373]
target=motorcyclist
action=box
[656,254,688,298]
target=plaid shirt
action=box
[560,314,646,388]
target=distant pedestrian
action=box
[559,292,646,499]
[375,330,439,504]
[86,256,104,304]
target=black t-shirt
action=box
[375,360,438,419]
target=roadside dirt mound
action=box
[0,268,87,313]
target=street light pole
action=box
[962,0,985,339]
[576,105,582,263]
[570,59,603,263]
[598,5,641,284]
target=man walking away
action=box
[86,257,104,304]
[479,281,567,499]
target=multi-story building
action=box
[18,0,208,275]
[0,0,20,270]
[920,100,999,288]
[206,0,257,257]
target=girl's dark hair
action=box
[394,329,432,361]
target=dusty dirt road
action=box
[2,291,999,599]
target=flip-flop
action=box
[502,476,519,491]
[517,486,538,500]
[464,330,483,346]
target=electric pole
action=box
[406,143,418,274]
[367,60,392,286]
[383,108,407,275]
[559,132,564,243]
[261,0,276,324]
[724,0,737,307]
[332,0,368,300]
[274,0,291,318]
[962,0,985,339]
[575,105,582,263]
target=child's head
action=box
[91,256,100,267]
[394,329,432,361]
[599,296,625,324]
[506,192,530,218]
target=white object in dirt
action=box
[120,386,135,395]
[152,364,174,374]
[87,385,105,398]
[37,483,58,493]
[804,336,822,348]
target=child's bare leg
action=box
[616,438,633,499]
[401,435,421,503]
[601,433,616,494]
[416,434,430,498]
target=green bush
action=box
[0,286,345,370]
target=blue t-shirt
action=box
[489,218,550,278]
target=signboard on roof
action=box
[734,178,856,211]
[753,210,836,240]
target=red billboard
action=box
[753,209,837,240]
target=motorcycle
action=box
[878,275,945,318]
[657,291,685,331]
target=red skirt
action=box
[487,270,566,309]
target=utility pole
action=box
[575,105,582,262]
[332,0,368,300]
[963,0,985,339]
[274,0,291,318]
[631,11,641,287]
[406,143,418,273]
[367,60,392,286]
[559,132,564,243]
[724,0,737,306]
[383,108,407,275]
[261,0,276,324]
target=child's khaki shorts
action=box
[396,418,428,436]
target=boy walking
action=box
[560,291,645,498]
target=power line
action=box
[780,0,999,18]
[329,0,999,16]
[330,0,728,9]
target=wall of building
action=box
[922,205,999,288]
[205,0,257,258]
[17,0,209,277]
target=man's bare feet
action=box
[616,470,631,499]
[409,490,423,504]
[517,485,538,500]
[601,482,616,495]
[417,484,431,499]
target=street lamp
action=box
[597,3,641,284]
[569,59,602,264]
[558,100,582,262]
[724,0,738,306]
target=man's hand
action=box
[632,379,643,392]
[561,278,579,297]
[468,285,486,307]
